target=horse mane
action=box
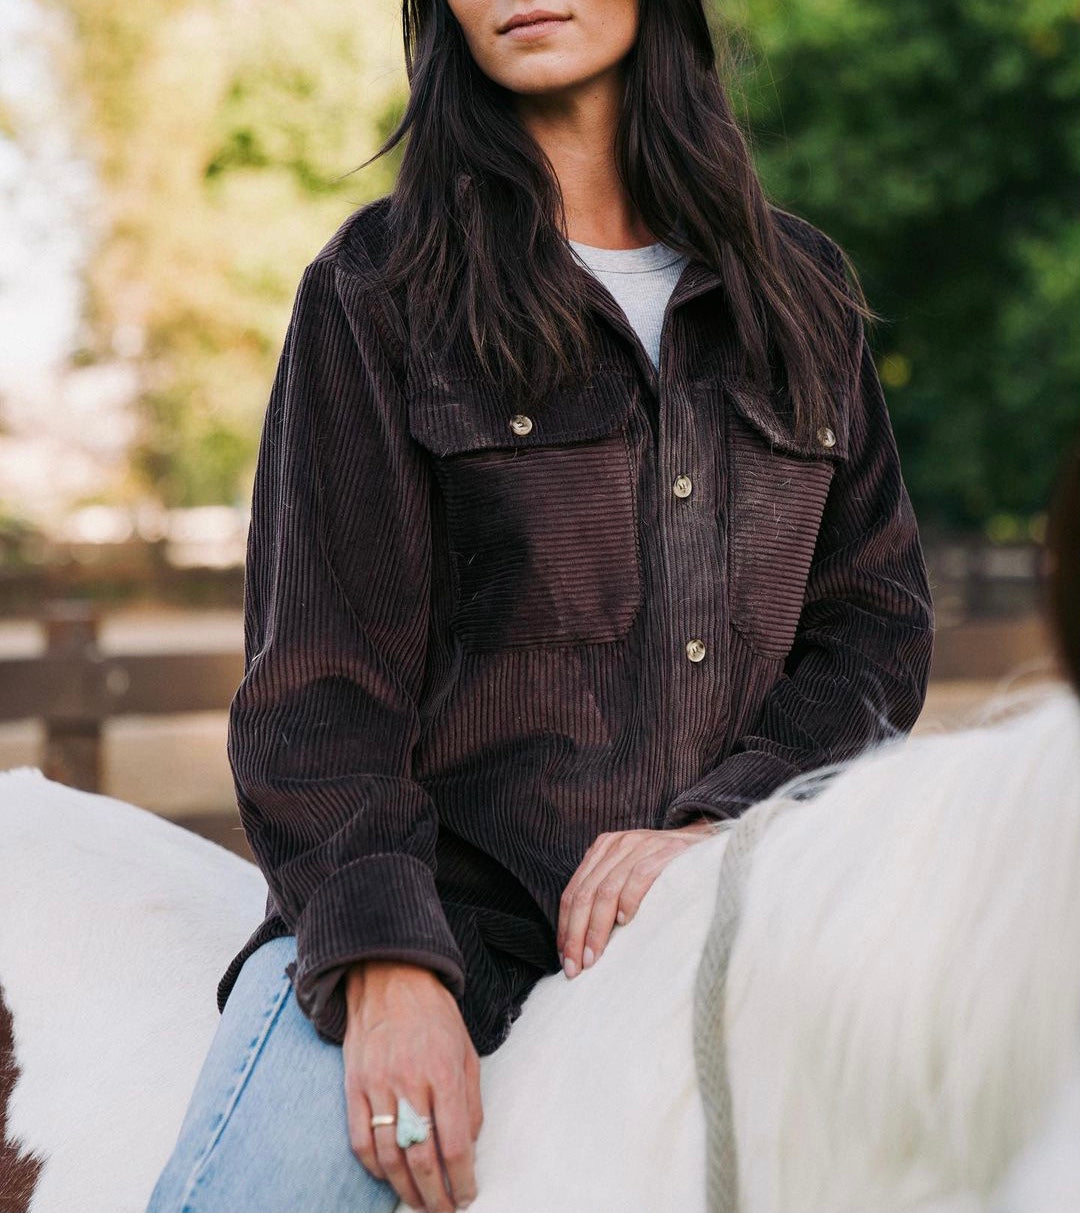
[0,982,46,1213]
[723,679,1080,1209]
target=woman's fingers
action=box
[344,1084,387,1181]
[578,849,658,969]
[559,830,706,976]
[556,831,618,959]
[463,1045,484,1140]
[369,1090,427,1211]
[559,843,632,975]
[623,854,667,917]
[369,1084,473,1213]
[431,1075,479,1208]
[585,853,661,952]
[556,830,616,954]
[342,962,483,1210]
[398,1097,456,1213]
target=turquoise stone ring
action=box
[395,1096,433,1149]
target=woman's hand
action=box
[343,960,482,1212]
[557,820,715,978]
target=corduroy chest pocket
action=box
[722,379,850,660]
[407,370,644,654]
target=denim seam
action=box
[175,969,294,1212]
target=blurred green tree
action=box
[50,0,1079,535]
[726,0,1080,532]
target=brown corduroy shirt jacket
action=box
[216,195,935,1056]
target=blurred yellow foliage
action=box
[54,0,406,505]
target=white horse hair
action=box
[725,680,1080,1213]
[0,679,1077,1212]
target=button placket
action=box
[653,358,727,799]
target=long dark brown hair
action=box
[359,0,874,443]
[1045,435,1080,692]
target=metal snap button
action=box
[817,426,836,449]
[672,475,693,498]
[509,414,533,436]
[685,638,706,662]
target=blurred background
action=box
[0,0,1076,858]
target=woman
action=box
[147,2,934,1211]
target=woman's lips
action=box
[498,14,571,40]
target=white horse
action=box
[722,681,1080,1213]
[0,762,717,1213]
[1,675,1078,1213]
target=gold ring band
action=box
[370,1114,396,1128]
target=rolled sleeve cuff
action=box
[660,750,802,829]
[286,852,467,1046]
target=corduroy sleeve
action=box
[661,308,935,827]
[227,255,466,1044]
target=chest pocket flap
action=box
[405,366,639,457]
[724,378,850,463]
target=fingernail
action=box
[582,945,595,968]
[563,955,578,978]
[616,909,626,924]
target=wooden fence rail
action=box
[0,601,242,792]
[0,601,1057,796]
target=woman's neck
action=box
[513,71,654,250]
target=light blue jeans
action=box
[145,934,400,1213]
